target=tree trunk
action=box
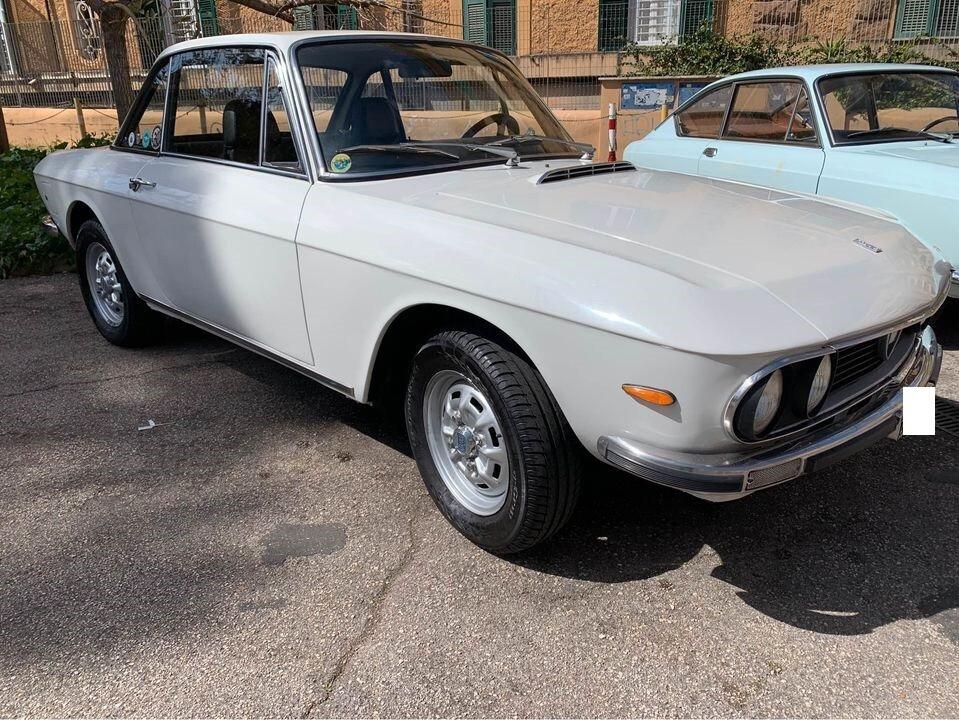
[101,5,135,128]
[0,105,9,154]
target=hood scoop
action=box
[536,161,636,185]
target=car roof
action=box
[156,29,455,59]
[719,63,958,83]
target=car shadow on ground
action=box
[160,319,959,641]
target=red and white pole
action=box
[607,103,617,162]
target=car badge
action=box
[853,238,882,254]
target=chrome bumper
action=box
[598,325,942,500]
[40,214,60,238]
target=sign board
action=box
[678,82,710,106]
[621,81,676,110]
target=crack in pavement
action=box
[0,350,240,399]
[301,509,425,718]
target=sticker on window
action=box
[151,125,162,150]
[127,131,137,148]
[141,130,152,149]
[330,153,352,173]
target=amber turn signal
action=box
[622,385,676,406]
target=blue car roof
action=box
[716,63,957,84]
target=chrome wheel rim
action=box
[424,370,510,516]
[85,242,124,327]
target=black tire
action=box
[76,219,160,347]
[405,330,582,554]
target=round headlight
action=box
[807,354,832,414]
[753,369,783,435]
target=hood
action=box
[845,139,959,170]
[342,162,948,351]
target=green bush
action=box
[0,134,113,279]
[621,25,959,77]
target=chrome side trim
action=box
[604,325,940,497]
[140,295,354,399]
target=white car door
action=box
[128,48,314,365]
[696,81,825,194]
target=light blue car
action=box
[624,63,959,297]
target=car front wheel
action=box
[405,330,581,554]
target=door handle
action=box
[129,177,156,191]
[703,147,718,158]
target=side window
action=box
[116,60,169,152]
[168,48,266,165]
[675,85,733,138]
[263,61,304,173]
[786,87,818,144]
[725,81,804,142]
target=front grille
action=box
[536,161,636,185]
[832,338,884,390]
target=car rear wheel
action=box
[77,219,160,347]
[406,330,581,554]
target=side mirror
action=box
[223,109,236,159]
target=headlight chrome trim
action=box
[723,316,932,445]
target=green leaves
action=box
[0,134,113,279]
[620,26,959,79]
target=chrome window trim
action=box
[262,53,309,176]
[673,76,824,148]
[111,56,171,157]
[152,44,312,182]
[723,288,948,444]
[159,150,310,180]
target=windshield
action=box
[295,40,577,178]
[819,71,959,145]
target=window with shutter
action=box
[198,0,219,36]
[598,0,629,51]
[462,0,514,54]
[679,0,713,38]
[895,0,934,37]
[463,0,488,45]
[938,0,959,36]
[292,5,317,30]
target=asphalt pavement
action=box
[1,274,957,718]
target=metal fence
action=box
[3,1,959,125]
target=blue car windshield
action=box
[819,71,959,144]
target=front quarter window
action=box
[116,59,169,152]
[675,84,733,138]
[295,40,578,178]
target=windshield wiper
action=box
[488,133,596,158]
[422,142,522,166]
[846,127,953,143]
[339,144,461,160]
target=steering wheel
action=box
[462,112,521,139]
[921,115,959,132]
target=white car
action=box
[35,32,948,553]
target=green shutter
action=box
[598,0,629,51]
[679,0,714,39]
[336,3,359,29]
[292,5,316,30]
[463,0,488,44]
[198,0,219,35]
[895,0,935,38]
